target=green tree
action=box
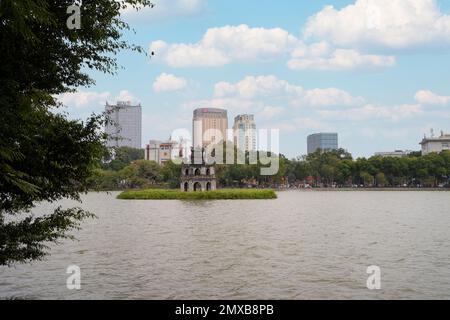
[306,150,341,186]
[161,160,182,189]
[360,172,374,187]
[336,160,354,186]
[134,160,163,185]
[321,164,336,186]
[375,172,388,187]
[103,147,145,171]
[0,0,153,265]
[295,161,311,182]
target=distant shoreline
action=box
[278,188,450,192]
[93,188,450,193]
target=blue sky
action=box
[60,0,450,158]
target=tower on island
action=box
[181,148,217,192]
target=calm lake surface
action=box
[1,191,450,300]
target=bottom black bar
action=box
[0,300,446,319]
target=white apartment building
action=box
[105,101,142,149]
[145,139,184,165]
[420,132,450,155]
[233,114,257,152]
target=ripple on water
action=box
[1,191,450,299]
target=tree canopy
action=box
[102,147,145,171]
[0,0,153,265]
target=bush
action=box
[117,189,277,200]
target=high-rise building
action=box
[420,132,450,155]
[307,133,338,154]
[193,108,228,147]
[233,114,257,151]
[105,101,142,149]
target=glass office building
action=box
[307,133,338,154]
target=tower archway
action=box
[194,182,202,192]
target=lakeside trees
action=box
[288,150,450,188]
[213,147,450,188]
[0,0,153,265]
[89,158,182,190]
[91,148,450,190]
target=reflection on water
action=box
[1,191,450,299]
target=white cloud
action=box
[293,117,324,129]
[150,24,397,71]
[57,90,111,108]
[273,117,325,133]
[115,90,139,104]
[301,87,364,107]
[213,81,237,98]
[288,47,396,71]
[153,73,187,92]
[291,41,331,58]
[213,75,363,107]
[182,75,364,135]
[318,104,423,121]
[182,97,259,114]
[147,0,450,72]
[214,75,303,99]
[259,106,285,119]
[122,0,205,23]
[304,0,450,49]
[150,24,298,67]
[56,90,139,118]
[414,90,450,105]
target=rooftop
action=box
[420,133,450,144]
[193,108,227,116]
[234,114,255,121]
[106,101,141,108]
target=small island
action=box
[116,147,275,200]
[117,189,277,200]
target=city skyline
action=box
[104,99,450,161]
[57,0,450,158]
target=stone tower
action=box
[181,148,217,192]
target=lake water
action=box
[1,191,450,300]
